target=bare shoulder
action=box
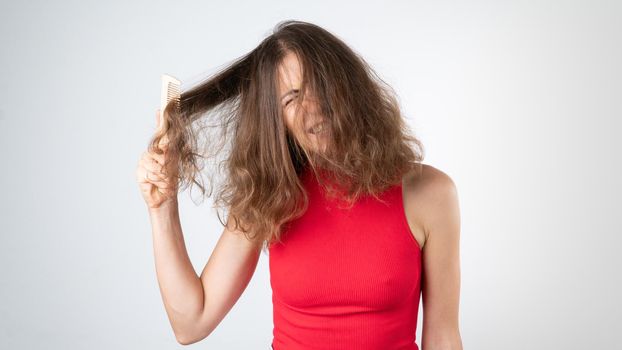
[401,163,459,249]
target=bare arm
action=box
[411,165,463,350]
[149,199,262,345]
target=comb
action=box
[159,74,181,132]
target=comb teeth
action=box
[167,83,180,100]
[160,74,181,114]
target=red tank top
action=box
[268,166,423,349]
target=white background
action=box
[1,0,620,349]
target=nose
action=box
[298,95,324,121]
[299,93,319,111]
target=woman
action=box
[136,20,462,350]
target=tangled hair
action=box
[148,20,425,252]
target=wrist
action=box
[148,198,179,217]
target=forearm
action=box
[149,198,204,340]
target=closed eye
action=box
[284,93,298,107]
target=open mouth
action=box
[306,121,328,134]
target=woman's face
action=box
[277,51,330,154]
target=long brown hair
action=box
[148,20,425,252]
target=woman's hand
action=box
[136,109,179,210]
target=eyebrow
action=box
[280,89,299,102]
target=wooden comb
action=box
[157,74,181,150]
[159,74,181,133]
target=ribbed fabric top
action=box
[268,166,423,350]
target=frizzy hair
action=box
[148,20,425,252]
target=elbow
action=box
[422,329,463,350]
[171,305,216,345]
[175,333,192,346]
[176,332,200,346]
[424,341,463,350]
[174,324,204,346]
[174,320,213,346]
